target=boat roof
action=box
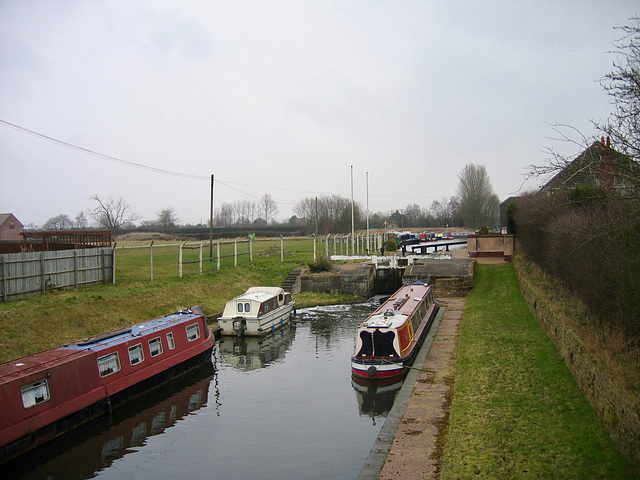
[362,310,408,329]
[373,282,430,316]
[0,348,91,383]
[360,282,430,330]
[61,312,202,352]
[232,287,285,303]
[0,311,203,381]
[245,286,284,295]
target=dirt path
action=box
[377,297,465,480]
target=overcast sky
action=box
[1,0,637,227]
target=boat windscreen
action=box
[357,331,374,356]
[356,330,398,357]
[373,330,399,357]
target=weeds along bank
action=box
[514,256,640,471]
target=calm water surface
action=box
[9,300,400,480]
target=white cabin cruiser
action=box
[218,287,296,336]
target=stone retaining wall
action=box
[514,258,640,470]
[300,264,376,297]
[431,275,474,297]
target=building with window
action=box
[0,213,23,241]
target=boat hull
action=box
[219,305,295,336]
[0,345,213,464]
[0,310,214,465]
[351,358,406,386]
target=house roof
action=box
[540,140,634,193]
[0,213,21,226]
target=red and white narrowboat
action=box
[351,282,437,386]
[0,306,214,464]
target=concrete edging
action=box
[357,305,447,479]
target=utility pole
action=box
[209,174,214,259]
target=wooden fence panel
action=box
[0,247,114,301]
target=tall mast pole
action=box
[351,165,355,253]
[366,171,369,255]
[209,174,214,259]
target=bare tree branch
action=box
[88,194,141,232]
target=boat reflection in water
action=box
[351,379,402,426]
[217,324,296,370]
[4,359,217,480]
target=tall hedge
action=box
[514,190,640,342]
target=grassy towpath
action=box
[440,263,636,479]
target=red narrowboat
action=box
[351,282,437,386]
[0,306,214,464]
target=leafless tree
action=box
[157,207,180,232]
[293,194,362,233]
[88,194,141,232]
[430,197,458,227]
[236,200,257,225]
[598,18,640,164]
[260,194,278,223]
[42,214,73,231]
[74,212,88,229]
[293,197,316,223]
[456,164,500,229]
[215,203,235,227]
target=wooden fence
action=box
[0,247,114,301]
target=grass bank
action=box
[440,263,636,479]
[0,238,362,363]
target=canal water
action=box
[7,300,401,480]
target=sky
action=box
[1,0,637,227]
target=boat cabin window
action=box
[98,352,121,377]
[166,332,176,350]
[237,302,251,313]
[261,299,277,315]
[186,323,201,342]
[20,379,50,409]
[128,344,145,365]
[149,337,163,357]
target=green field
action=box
[0,237,359,363]
[440,263,636,479]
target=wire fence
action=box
[113,233,387,282]
[0,234,390,296]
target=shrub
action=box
[383,240,397,253]
[308,255,332,273]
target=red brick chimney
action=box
[598,136,614,191]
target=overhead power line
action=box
[1,119,464,209]
[0,119,209,180]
